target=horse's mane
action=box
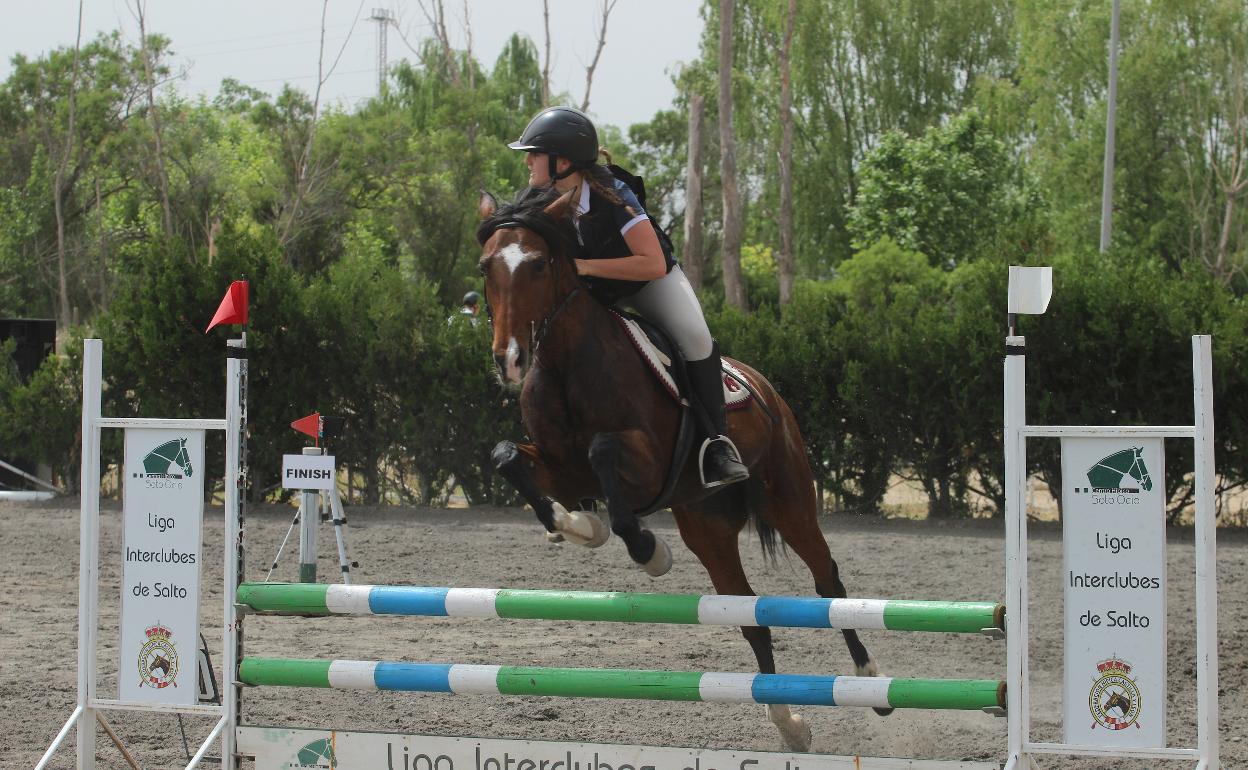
[476,186,577,260]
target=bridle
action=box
[479,219,581,357]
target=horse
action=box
[475,186,888,751]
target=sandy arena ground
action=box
[3,500,1244,769]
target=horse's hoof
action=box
[766,705,812,752]
[551,504,610,548]
[855,657,894,717]
[545,531,565,543]
[641,536,672,577]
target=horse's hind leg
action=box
[672,505,813,753]
[760,478,893,717]
[587,431,672,575]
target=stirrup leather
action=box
[697,435,747,488]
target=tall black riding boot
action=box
[686,346,749,489]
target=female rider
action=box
[508,105,748,489]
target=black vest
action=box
[575,186,677,305]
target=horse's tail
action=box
[701,477,778,562]
[746,476,780,562]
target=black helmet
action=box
[463,291,480,307]
[508,106,599,165]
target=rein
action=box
[531,285,581,354]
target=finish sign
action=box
[282,453,336,490]
[1061,437,1166,747]
[119,428,205,705]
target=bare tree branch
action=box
[416,0,461,87]
[581,0,617,112]
[129,0,174,243]
[461,0,474,89]
[280,0,365,249]
[542,0,552,105]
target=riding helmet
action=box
[462,291,481,308]
[508,106,599,165]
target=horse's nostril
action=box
[493,353,507,371]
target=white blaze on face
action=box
[497,242,536,274]
[503,337,523,384]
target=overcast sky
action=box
[1,1,707,131]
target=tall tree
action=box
[719,0,746,309]
[683,93,706,289]
[541,0,552,105]
[776,0,797,304]
[131,0,173,242]
[51,1,84,328]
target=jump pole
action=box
[238,658,1007,711]
[236,582,1006,635]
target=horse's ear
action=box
[478,190,498,220]
[543,188,577,221]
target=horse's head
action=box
[476,187,579,388]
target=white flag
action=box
[1007,266,1053,315]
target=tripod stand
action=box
[268,446,358,583]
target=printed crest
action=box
[1088,656,1144,731]
[136,624,180,690]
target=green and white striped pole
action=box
[239,657,1006,712]
[237,583,1005,635]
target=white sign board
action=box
[282,453,336,490]
[119,428,205,705]
[1061,437,1166,747]
[238,727,996,770]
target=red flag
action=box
[206,280,249,332]
[291,413,321,439]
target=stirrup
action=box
[697,435,748,489]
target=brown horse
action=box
[476,187,888,751]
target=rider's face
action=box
[525,152,552,186]
[526,152,574,187]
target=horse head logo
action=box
[1104,690,1132,717]
[143,438,194,477]
[1087,447,1151,491]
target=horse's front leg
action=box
[492,440,609,547]
[587,431,672,577]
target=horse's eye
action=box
[478,262,488,276]
[532,260,547,274]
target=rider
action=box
[449,291,481,326]
[508,105,748,489]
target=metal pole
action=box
[78,339,102,770]
[299,447,323,582]
[1191,335,1220,770]
[221,340,246,770]
[1003,334,1028,770]
[1099,0,1120,252]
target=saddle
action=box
[608,310,755,410]
[607,310,765,514]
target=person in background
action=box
[453,291,481,327]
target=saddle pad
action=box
[609,311,754,411]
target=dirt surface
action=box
[4,500,1244,769]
